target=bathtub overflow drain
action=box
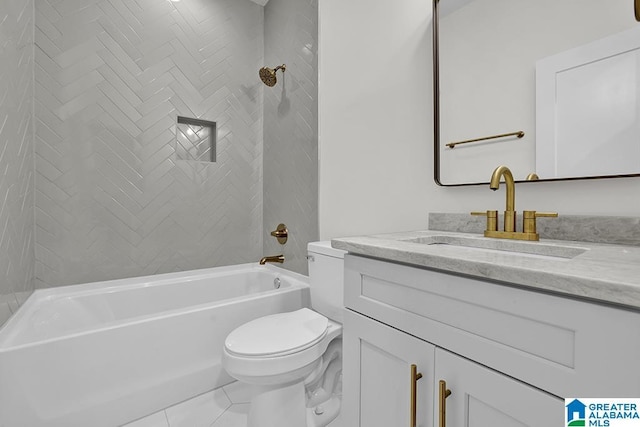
[274,277,281,289]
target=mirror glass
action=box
[434,0,640,185]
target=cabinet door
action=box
[434,349,562,427]
[343,309,435,427]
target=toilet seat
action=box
[225,308,329,357]
[222,309,342,384]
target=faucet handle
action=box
[534,212,558,218]
[471,210,498,232]
[523,211,558,235]
[270,223,288,244]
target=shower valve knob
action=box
[270,223,288,244]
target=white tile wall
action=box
[0,0,36,325]
[263,0,319,275]
[0,0,318,313]
[34,0,266,287]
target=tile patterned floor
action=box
[122,382,343,427]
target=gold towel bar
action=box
[446,131,525,148]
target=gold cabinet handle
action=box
[410,364,423,427]
[438,380,452,427]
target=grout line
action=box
[208,405,228,427]
[220,383,231,402]
[163,409,170,427]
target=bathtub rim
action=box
[0,263,309,351]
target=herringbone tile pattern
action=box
[263,0,319,275]
[0,0,36,324]
[35,0,265,287]
[176,121,215,162]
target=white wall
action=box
[318,0,640,240]
[318,0,432,239]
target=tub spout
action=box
[259,254,284,265]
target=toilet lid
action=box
[225,308,328,357]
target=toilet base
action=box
[246,380,341,427]
[306,394,341,427]
[248,381,307,427]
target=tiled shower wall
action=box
[263,0,319,275]
[0,0,318,305]
[34,0,265,287]
[0,0,35,324]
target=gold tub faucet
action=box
[259,254,285,265]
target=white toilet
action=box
[222,242,345,427]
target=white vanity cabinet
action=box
[343,309,435,427]
[342,310,559,427]
[433,348,559,426]
[342,254,640,427]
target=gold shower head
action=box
[259,64,286,87]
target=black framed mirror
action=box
[433,0,640,186]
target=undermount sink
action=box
[401,235,587,259]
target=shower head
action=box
[259,64,286,87]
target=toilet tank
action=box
[307,241,346,323]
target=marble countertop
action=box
[332,230,640,310]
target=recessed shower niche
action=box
[175,116,217,163]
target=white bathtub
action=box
[0,264,309,427]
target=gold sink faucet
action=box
[259,254,285,265]
[489,165,516,232]
[472,165,558,241]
